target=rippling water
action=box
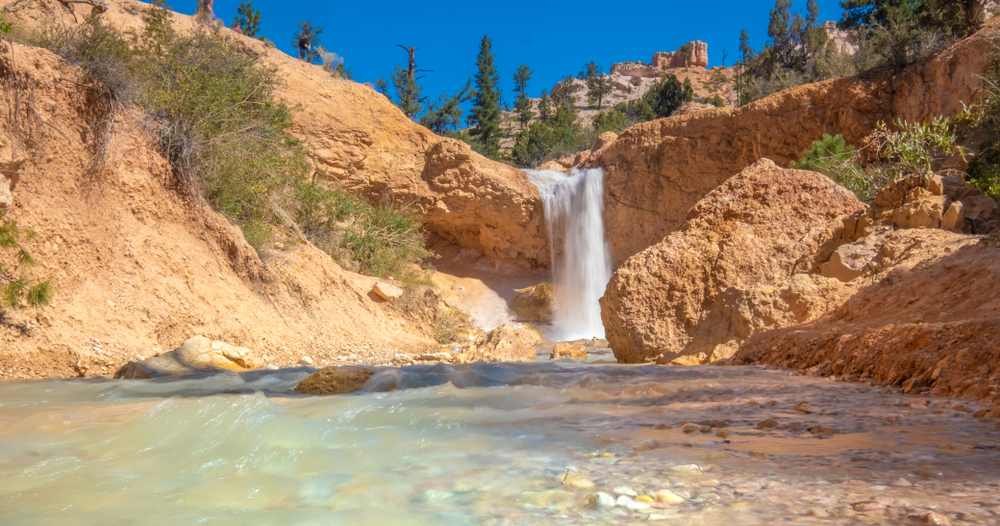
[1,364,999,525]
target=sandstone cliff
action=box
[733,229,1000,403]
[610,40,710,76]
[600,160,865,364]
[5,0,551,268]
[587,20,995,266]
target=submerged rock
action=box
[294,366,376,395]
[115,336,263,378]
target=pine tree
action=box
[469,35,502,157]
[421,80,475,135]
[586,64,612,110]
[537,89,551,122]
[513,64,534,130]
[291,22,323,64]
[233,1,261,37]
[838,0,920,29]
[737,29,755,106]
[391,65,424,118]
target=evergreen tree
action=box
[587,69,612,110]
[643,74,693,118]
[334,63,353,80]
[737,29,754,106]
[469,35,503,157]
[374,79,390,99]
[421,80,474,135]
[513,64,535,130]
[537,89,551,122]
[578,61,600,81]
[390,65,424,118]
[232,1,261,37]
[291,22,323,64]
[838,0,920,29]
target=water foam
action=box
[525,168,613,340]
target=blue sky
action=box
[174,0,845,101]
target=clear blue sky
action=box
[172,0,845,101]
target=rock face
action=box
[610,41,709,77]
[734,229,1000,403]
[0,174,11,210]
[454,324,538,363]
[591,22,995,265]
[600,160,865,364]
[838,175,999,245]
[822,21,859,55]
[294,366,376,395]
[509,284,555,323]
[115,336,263,378]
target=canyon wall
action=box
[590,21,995,266]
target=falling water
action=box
[525,168,613,340]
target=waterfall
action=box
[525,168,613,341]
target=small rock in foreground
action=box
[114,336,263,378]
[372,281,404,301]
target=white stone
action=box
[298,356,313,365]
[372,282,405,301]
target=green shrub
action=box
[33,8,435,277]
[967,37,1000,202]
[791,134,868,198]
[0,216,52,310]
[710,95,725,107]
[0,16,12,37]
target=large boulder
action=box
[294,366,376,395]
[453,324,538,363]
[600,160,865,364]
[115,336,263,378]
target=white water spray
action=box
[525,168,613,341]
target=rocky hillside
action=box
[0,42,442,379]
[6,0,552,268]
[576,20,995,266]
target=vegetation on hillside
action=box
[737,0,990,105]
[792,107,978,201]
[0,215,52,314]
[29,8,432,279]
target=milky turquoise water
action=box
[1,364,999,525]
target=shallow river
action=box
[1,363,999,525]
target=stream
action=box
[2,362,999,525]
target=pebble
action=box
[671,464,701,474]
[807,508,829,517]
[757,419,779,429]
[589,492,616,508]
[682,423,699,434]
[919,512,951,525]
[635,495,654,503]
[716,429,730,438]
[654,489,685,504]
[613,486,637,497]
[564,476,595,489]
[297,356,313,365]
[852,501,886,511]
[891,477,912,487]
